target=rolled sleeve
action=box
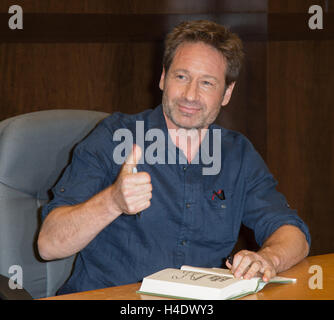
[41,120,114,221]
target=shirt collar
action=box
[144,104,223,167]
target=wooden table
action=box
[42,253,334,300]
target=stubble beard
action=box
[162,92,217,131]
[162,96,220,130]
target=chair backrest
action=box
[0,109,109,298]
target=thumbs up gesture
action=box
[112,144,152,215]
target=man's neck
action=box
[164,113,208,163]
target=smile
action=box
[178,104,201,115]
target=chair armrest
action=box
[0,274,33,300]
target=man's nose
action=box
[184,81,199,101]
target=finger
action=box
[136,199,152,212]
[122,144,142,174]
[262,268,274,282]
[230,251,248,274]
[124,192,152,213]
[230,256,240,273]
[122,182,152,198]
[234,254,253,278]
[243,261,262,280]
[125,196,152,214]
[122,172,151,187]
[127,191,152,204]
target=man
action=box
[38,20,310,295]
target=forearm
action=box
[38,146,151,261]
[230,225,309,281]
[37,185,122,260]
[259,224,310,273]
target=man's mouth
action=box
[178,104,201,115]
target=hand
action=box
[226,249,277,282]
[112,144,152,215]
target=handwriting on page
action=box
[171,271,231,282]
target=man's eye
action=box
[202,81,213,86]
[176,74,186,80]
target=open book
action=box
[137,265,296,300]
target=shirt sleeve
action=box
[241,140,311,248]
[41,119,116,221]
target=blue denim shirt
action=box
[42,105,311,294]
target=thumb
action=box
[122,144,142,174]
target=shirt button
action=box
[186,203,191,208]
[183,166,187,171]
[60,187,65,192]
[181,240,187,246]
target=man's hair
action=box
[163,20,244,87]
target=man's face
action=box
[159,41,235,130]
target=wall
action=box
[267,0,334,255]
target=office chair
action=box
[0,109,109,299]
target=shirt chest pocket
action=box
[206,189,232,213]
[199,189,236,245]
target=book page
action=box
[146,268,242,289]
[181,265,296,283]
[181,265,234,278]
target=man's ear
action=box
[159,67,166,91]
[221,82,236,107]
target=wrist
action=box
[258,246,281,271]
[84,185,123,223]
[106,184,123,218]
